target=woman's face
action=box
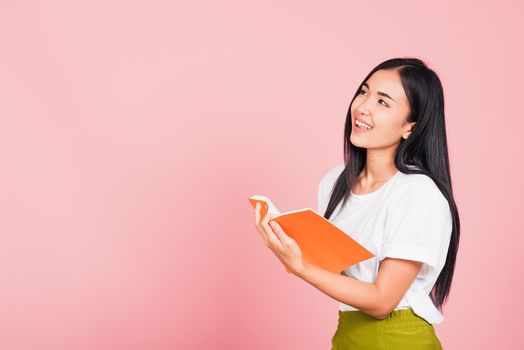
[350,69,414,150]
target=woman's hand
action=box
[254,202,304,275]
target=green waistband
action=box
[338,308,430,326]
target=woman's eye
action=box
[359,89,389,108]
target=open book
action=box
[248,195,374,274]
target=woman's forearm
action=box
[295,261,388,319]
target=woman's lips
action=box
[353,121,372,133]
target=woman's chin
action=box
[349,136,368,149]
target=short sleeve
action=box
[380,191,453,272]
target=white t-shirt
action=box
[317,163,453,325]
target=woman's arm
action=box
[296,258,423,319]
[254,204,423,319]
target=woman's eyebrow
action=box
[362,82,396,102]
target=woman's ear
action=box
[402,121,416,140]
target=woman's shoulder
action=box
[392,170,447,204]
[385,172,451,224]
[393,166,447,202]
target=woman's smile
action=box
[354,119,373,133]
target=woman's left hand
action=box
[254,202,304,275]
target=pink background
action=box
[1,1,522,349]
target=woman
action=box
[254,57,460,349]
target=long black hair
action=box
[323,57,460,311]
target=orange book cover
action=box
[248,195,374,274]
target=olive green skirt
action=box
[331,308,443,350]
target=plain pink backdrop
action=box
[1,1,522,349]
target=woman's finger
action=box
[255,202,260,226]
[261,214,283,251]
[254,203,274,244]
[269,221,288,243]
[253,203,283,252]
[254,203,270,244]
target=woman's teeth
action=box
[355,120,372,130]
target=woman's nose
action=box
[356,104,371,116]
[356,99,373,115]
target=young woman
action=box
[254,57,460,349]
